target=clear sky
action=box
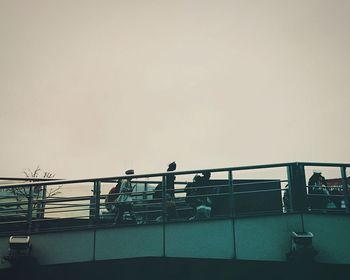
[1,0,349,179]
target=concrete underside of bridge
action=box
[1,257,350,280]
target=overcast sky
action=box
[1,0,349,179]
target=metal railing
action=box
[0,162,349,235]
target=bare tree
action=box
[8,166,62,218]
[23,166,62,198]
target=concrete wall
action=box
[165,220,234,259]
[234,214,303,261]
[303,214,350,264]
[0,236,11,269]
[0,229,94,269]
[31,230,95,265]
[1,214,350,269]
[95,224,163,260]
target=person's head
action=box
[313,171,322,180]
[193,175,201,183]
[311,170,325,186]
[202,171,211,180]
[167,161,176,172]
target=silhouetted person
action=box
[166,161,176,199]
[113,169,135,223]
[105,181,121,212]
[153,162,178,221]
[186,171,212,219]
[153,161,176,200]
[308,171,327,186]
[329,187,343,209]
[308,171,329,210]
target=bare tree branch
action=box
[9,166,62,213]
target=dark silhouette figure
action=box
[105,181,121,212]
[106,169,136,223]
[185,171,212,219]
[153,162,178,221]
[166,161,176,199]
[328,187,343,209]
[153,162,176,200]
[308,172,329,210]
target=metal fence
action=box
[0,162,349,235]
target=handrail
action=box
[1,161,349,190]
[0,162,295,189]
[298,162,350,167]
[0,177,62,182]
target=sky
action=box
[1,0,350,179]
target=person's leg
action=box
[113,204,125,224]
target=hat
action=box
[125,169,134,175]
[313,170,322,174]
[167,161,176,172]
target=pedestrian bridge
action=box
[0,162,349,271]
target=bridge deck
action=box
[0,162,349,271]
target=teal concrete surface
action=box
[0,230,95,268]
[0,236,11,269]
[165,220,234,259]
[1,214,350,270]
[234,214,303,261]
[31,230,95,265]
[95,224,163,260]
[303,214,350,264]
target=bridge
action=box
[0,162,349,279]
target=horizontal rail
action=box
[299,162,350,168]
[0,177,62,181]
[32,216,91,223]
[39,208,93,215]
[0,162,296,189]
[234,188,285,195]
[1,162,349,190]
[0,219,27,225]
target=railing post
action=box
[228,170,235,217]
[340,167,350,213]
[27,185,33,233]
[286,167,294,212]
[143,182,148,222]
[143,182,148,201]
[37,184,47,219]
[93,181,101,223]
[162,175,167,222]
[287,163,308,212]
